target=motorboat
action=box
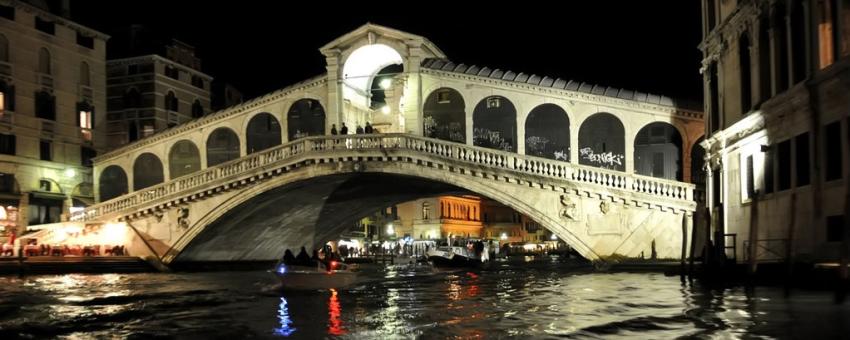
[273,260,359,290]
[426,245,482,267]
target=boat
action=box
[273,260,359,290]
[426,245,483,267]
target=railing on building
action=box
[73,134,696,222]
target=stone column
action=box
[323,50,343,133]
[403,45,424,135]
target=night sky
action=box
[72,1,703,105]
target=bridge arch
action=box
[206,127,240,167]
[473,96,517,152]
[168,167,602,264]
[578,112,625,171]
[423,87,466,143]
[245,112,282,154]
[99,165,128,201]
[633,122,683,181]
[169,140,201,179]
[133,152,164,190]
[524,103,570,161]
[341,44,404,108]
[287,99,325,141]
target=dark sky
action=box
[72,1,704,105]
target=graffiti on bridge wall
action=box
[579,147,624,169]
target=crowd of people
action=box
[329,122,378,135]
[280,246,342,270]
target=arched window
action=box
[38,47,51,74]
[169,140,200,178]
[133,153,164,190]
[633,122,683,180]
[0,34,8,63]
[192,99,203,118]
[524,104,570,161]
[422,201,431,220]
[206,127,240,166]
[578,112,625,171]
[287,99,325,140]
[99,165,128,201]
[165,91,178,111]
[423,88,465,143]
[473,96,517,152]
[80,62,90,86]
[246,112,281,153]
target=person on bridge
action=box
[330,124,338,135]
[364,122,373,134]
[340,123,348,135]
[355,125,364,134]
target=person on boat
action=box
[295,247,311,266]
[282,249,295,265]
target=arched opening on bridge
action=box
[169,140,201,179]
[173,173,589,264]
[473,96,517,152]
[369,64,403,110]
[578,112,625,171]
[524,104,570,161]
[246,112,281,154]
[98,165,127,201]
[133,153,164,190]
[207,127,240,167]
[287,99,325,141]
[633,122,683,181]
[423,87,466,143]
[342,44,404,109]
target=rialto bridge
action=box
[61,24,703,266]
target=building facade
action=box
[0,0,107,240]
[106,36,212,147]
[701,0,850,263]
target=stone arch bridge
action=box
[72,24,701,266]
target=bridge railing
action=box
[74,134,694,222]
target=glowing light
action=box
[328,289,345,335]
[386,223,394,235]
[551,234,557,240]
[379,78,392,89]
[101,222,128,244]
[273,297,296,336]
[64,168,76,178]
[277,265,287,274]
[381,105,390,114]
[500,233,507,240]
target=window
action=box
[39,140,51,161]
[76,32,94,49]
[422,202,431,220]
[81,147,96,167]
[78,105,93,129]
[778,139,792,190]
[796,133,810,186]
[165,91,178,111]
[0,80,12,113]
[818,0,836,69]
[437,90,451,103]
[825,121,842,181]
[34,91,55,120]
[191,100,203,118]
[80,62,90,86]
[0,133,14,155]
[128,121,138,142]
[0,34,8,62]
[652,152,665,178]
[764,145,775,194]
[827,215,845,242]
[745,154,755,199]
[487,97,500,109]
[191,75,204,89]
[34,17,54,35]
[165,65,179,79]
[0,5,14,20]
[123,88,141,108]
[38,48,51,75]
[0,173,15,192]
[141,119,155,137]
[739,32,752,113]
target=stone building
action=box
[0,0,108,239]
[105,26,212,147]
[700,0,850,264]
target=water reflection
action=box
[273,297,296,337]
[327,289,344,335]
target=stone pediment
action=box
[319,23,446,60]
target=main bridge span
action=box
[64,23,701,266]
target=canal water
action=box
[1,259,848,339]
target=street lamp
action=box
[550,233,557,240]
[64,168,76,178]
[379,78,392,90]
[381,105,390,115]
[386,223,394,236]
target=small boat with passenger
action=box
[273,247,359,290]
